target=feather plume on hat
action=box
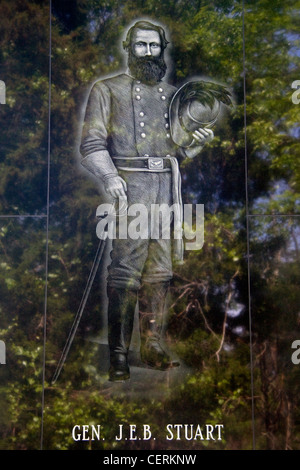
[170,80,232,147]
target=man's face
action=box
[131,29,162,58]
[127,28,166,84]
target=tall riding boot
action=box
[139,281,179,370]
[107,286,137,381]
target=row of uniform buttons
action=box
[135,81,167,101]
[143,154,172,157]
[134,81,171,141]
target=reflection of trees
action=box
[0,0,299,450]
[250,217,300,450]
[170,267,239,362]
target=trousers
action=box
[107,170,173,290]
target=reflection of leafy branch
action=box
[171,269,239,361]
[290,225,299,261]
[170,283,194,313]
[215,269,239,361]
[217,389,249,415]
[58,252,70,278]
[194,298,218,340]
[0,237,9,259]
[0,224,13,260]
[254,340,295,450]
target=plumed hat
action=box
[169,80,232,147]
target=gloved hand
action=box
[104,175,127,199]
[185,127,214,158]
[191,127,214,146]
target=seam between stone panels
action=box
[40,0,52,451]
[243,0,256,451]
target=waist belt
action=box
[113,157,172,172]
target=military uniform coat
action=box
[80,73,179,166]
[80,73,181,289]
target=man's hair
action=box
[123,20,169,52]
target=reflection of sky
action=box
[227,302,244,318]
[288,125,300,139]
[252,178,300,213]
[231,325,246,336]
[286,222,300,258]
[285,32,300,58]
[249,216,300,264]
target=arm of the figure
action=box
[184,127,214,158]
[80,82,127,199]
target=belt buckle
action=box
[148,157,164,170]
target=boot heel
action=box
[109,353,130,381]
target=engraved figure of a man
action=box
[80,20,213,381]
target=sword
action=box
[51,200,127,384]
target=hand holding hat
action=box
[191,127,214,145]
[169,79,232,149]
[184,127,214,159]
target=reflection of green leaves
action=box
[4,278,17,289]
[0,0,299,452]
[245,0,300,200]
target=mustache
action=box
[134,55,158,63]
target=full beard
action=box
[128,51,167,85]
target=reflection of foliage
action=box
[244,0,300,207]
[249,217,300,450]
[0,345,43,450]
[169,212,242,362]
[0,0,299,451]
